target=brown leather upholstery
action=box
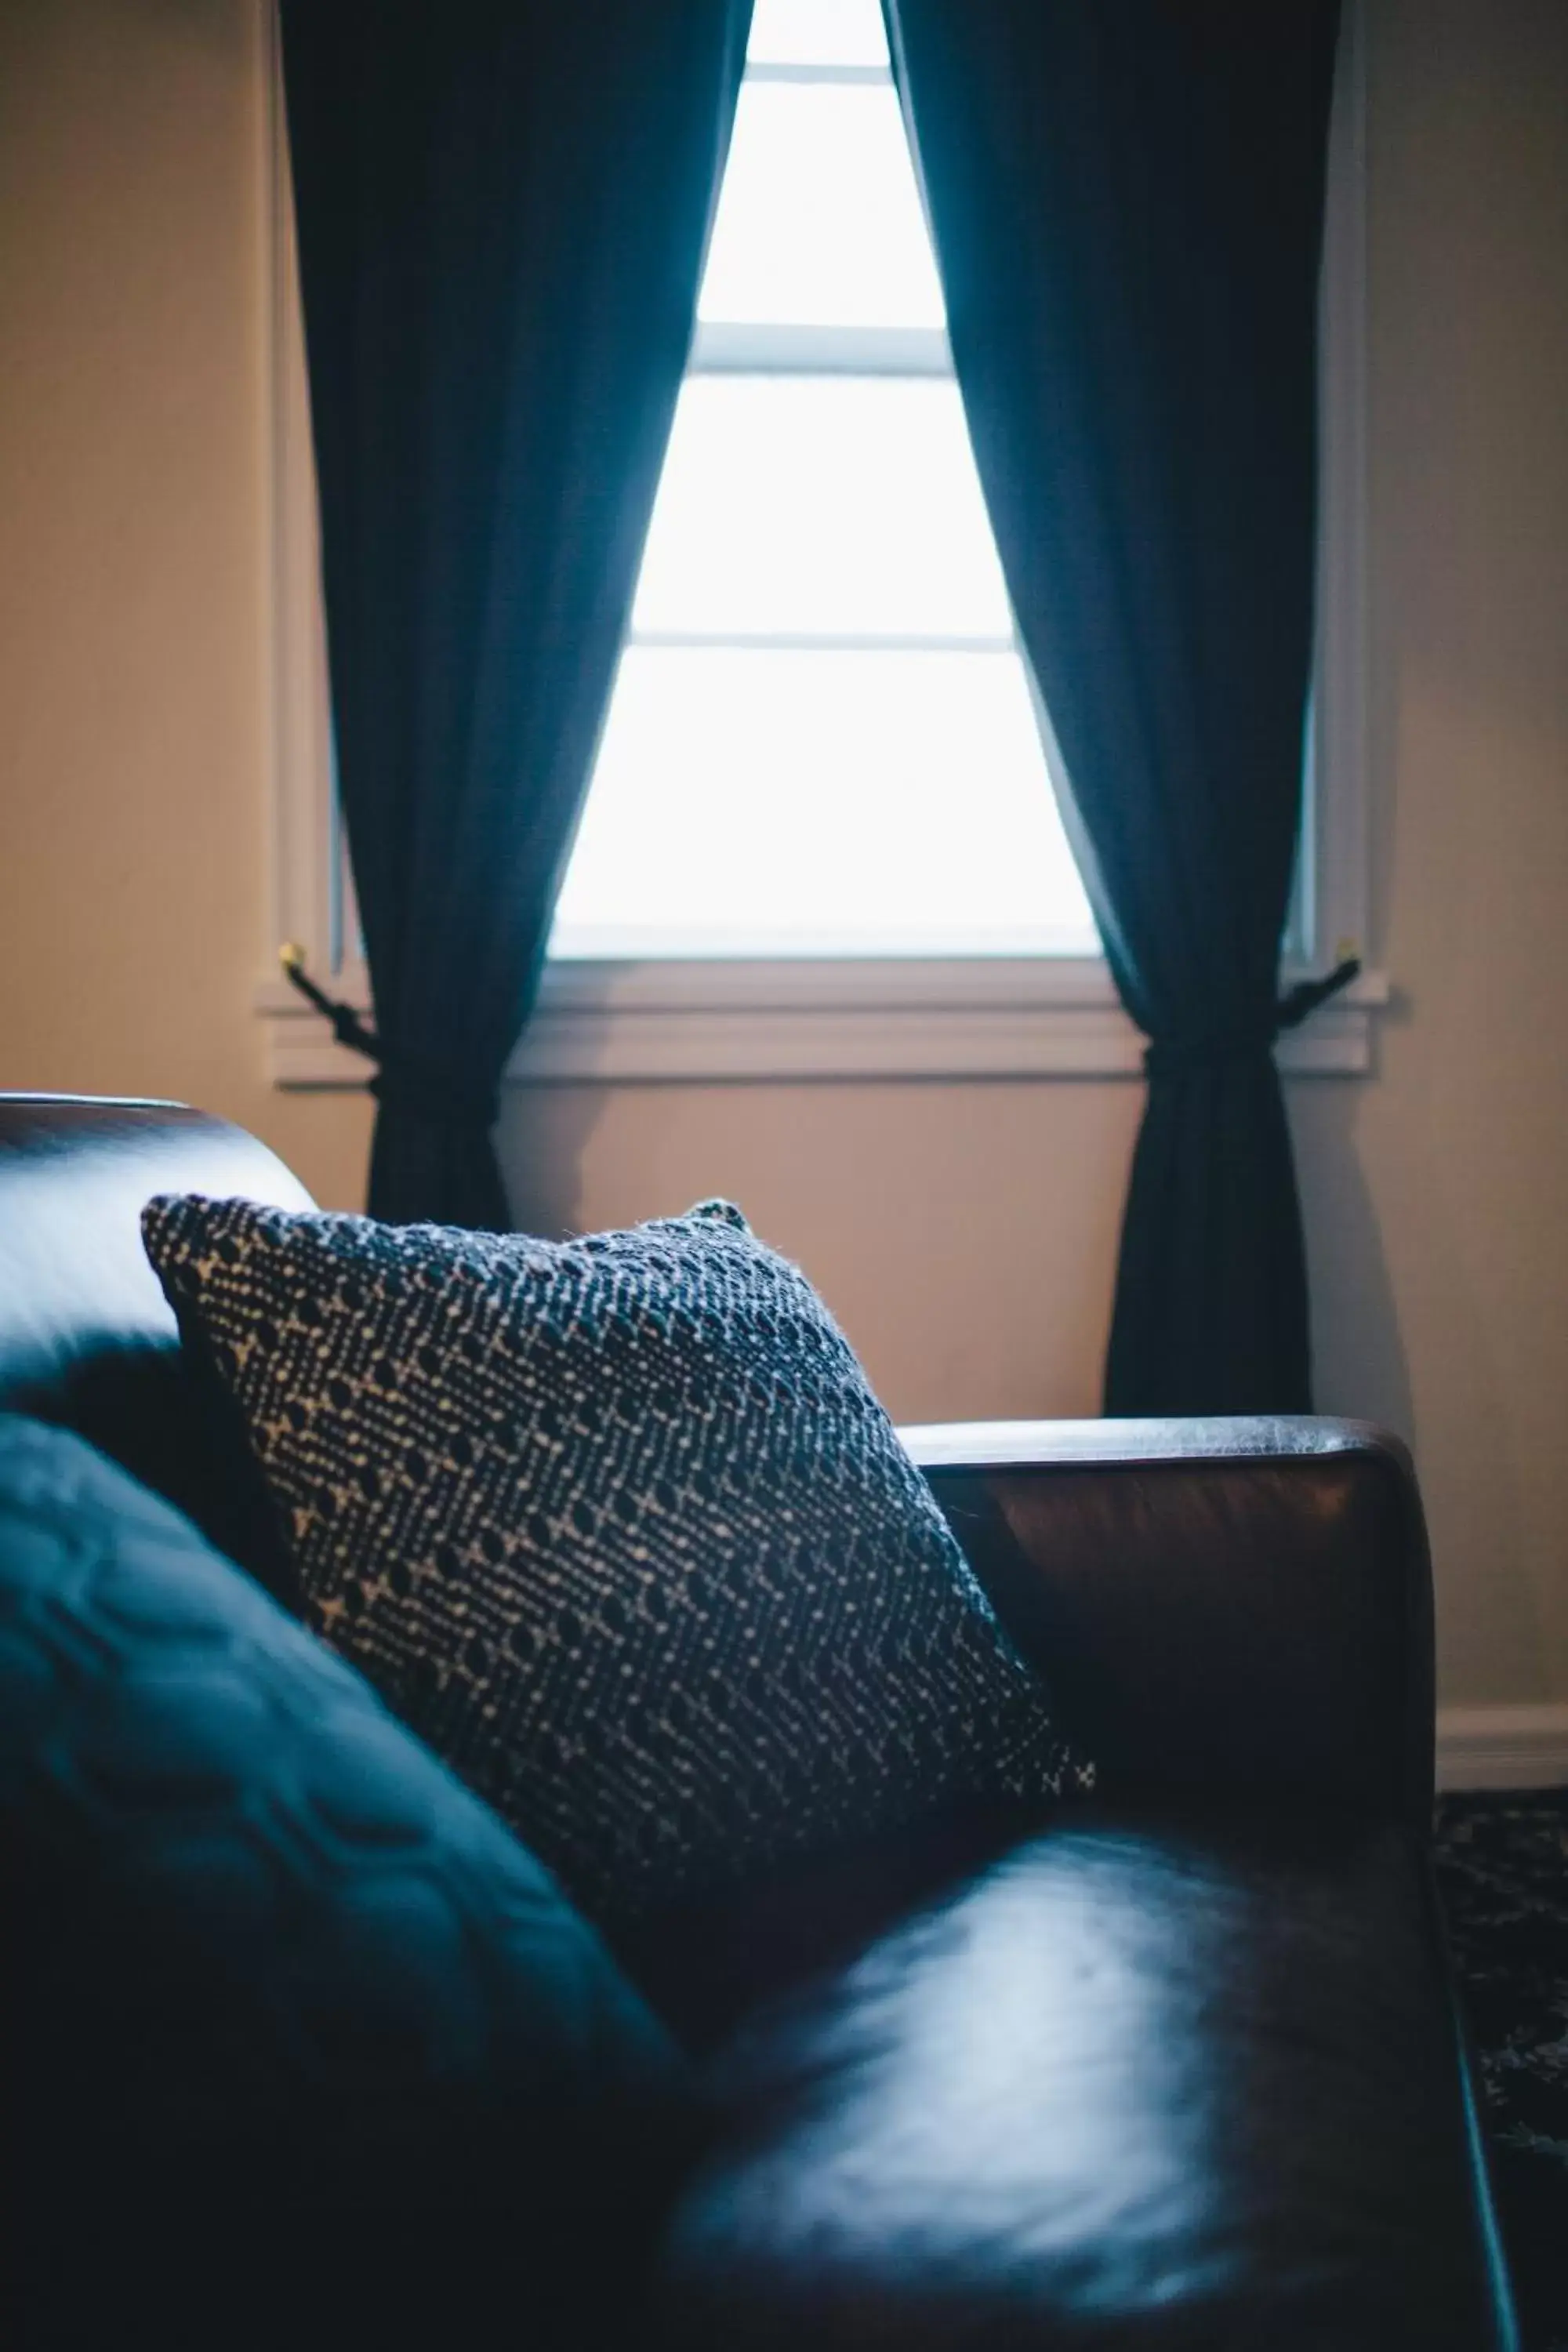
[0,1094,314,1596]
[910,1421,1435,1834]
[658,1809,1515,2350]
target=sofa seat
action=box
[658,1806,1502,2350]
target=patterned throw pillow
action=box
[143,1196,1091,1926]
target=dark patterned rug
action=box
[1434,1791,1568,2351]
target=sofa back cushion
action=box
[0,1095,314,1594]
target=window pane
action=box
[632,377,1013,640]
[550,648,1097,957]
[698,84,943,329]
[746,0,890,68]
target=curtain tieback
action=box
[1142,957,1361,1076]
[278,947,499,1131]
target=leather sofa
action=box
[0,1094,1519,2349]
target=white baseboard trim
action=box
[1436,1704,1568,1791]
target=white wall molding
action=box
[263,4,341,996]
[1305,0,1370,970]
[257,959,1391,1087]
[1436,1705,1568,1792]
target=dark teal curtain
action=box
[886,0,1343,1411]
[280,0,751,1226]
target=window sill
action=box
[256,957,1390,1087]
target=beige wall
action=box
[2,0,1566,1708]
[1297,0,1568,1703]
[0,0,373,1206]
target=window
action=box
[262,0,1383,1084]
[549,0,1094,963]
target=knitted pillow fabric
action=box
[142,1195,1092,1926]
[0,1414,684,2347]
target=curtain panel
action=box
[886,0,1343,1411]
[280,0,751,1226]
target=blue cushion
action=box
[0,1414,684,2347]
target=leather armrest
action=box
[902,1417,1435,1831]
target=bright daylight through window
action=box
[547,0,1098,961]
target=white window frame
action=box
[258,0,1385,1088]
